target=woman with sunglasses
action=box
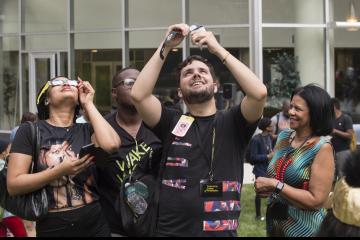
[7,76,121,237]
[254,84,335,237]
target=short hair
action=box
[258,117,272,131]
[36,78,80,121]
[20,112,37,123]
[331,97,341,110]
[290,84,334,136]
[112,67,139,88]
[344,150,360,188]
[176,55,216,85]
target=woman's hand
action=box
[58,143,95,176]
[255,177,278,195]
[78,77,95,109]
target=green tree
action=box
[269,52,300,99]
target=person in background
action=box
[8,76,120,237]
[131,23,267,237]
[317,150,360,237]
[0,139,28,237]
[248,117,274,221]
[331,98,354,179]
[255,84,335,237]
[96,68,162,236]
[5,112,38,237]
[271,100,290,141]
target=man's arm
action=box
[190,30,267,123]
[131,24,190,128]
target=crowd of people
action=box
[1,23,359,237]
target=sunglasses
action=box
[48,79,79,87]
[115,78,136,88]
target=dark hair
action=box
[331,97,341,110]
[290,84,334,136]
[112,67,139,88]
[176,55,216,85]
[258,117,272,131]
[317,210,360,237]
[20,112,37,123]
[36,78,80,122]
[344,150,360,188]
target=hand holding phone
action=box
[79,143,97,159]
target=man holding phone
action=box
[131,23,267,236]
[96,68,162,237]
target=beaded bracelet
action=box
[222,52,230,64]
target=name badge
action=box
[200,179,223,197]
[172,115,195,137]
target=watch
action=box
[274,181,284,194]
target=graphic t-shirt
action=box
[152,105,258,237]
[10,120,98,211]
[96,112,162,235]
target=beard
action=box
[182,85,215,104]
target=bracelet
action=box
[222,52,230,64]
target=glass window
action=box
[24,0,67,32]
[190,0,248,25]
[333,0,360,22]
[0,37,19,130]
[75,49,122,114]
[189,0,249,26]
[128,0,181,28]
[25,35,67,51]
[263,0,324,24]
[263,28,325,109]
[74,0,122,30]
[75,32,122,50]
[334,32,360,123]
[129,30,183,91]
[0,0,18,34]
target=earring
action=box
[45,99,49,106]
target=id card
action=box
[172,115,195,137]
[200,179,223,197]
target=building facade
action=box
[0,0,360,132]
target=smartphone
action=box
[79,143,97,158]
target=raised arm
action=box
[190,30,267,123]
[131,24,190,128]
[78,79,121,153]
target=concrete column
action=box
[295,0,325,87]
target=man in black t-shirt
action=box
[331,98,354,179]
[131,24,267,237]
[96,68,162,236]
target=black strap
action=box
[26,121,40,173]
[275,113,280,135]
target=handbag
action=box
[0,121,49,221]
[115,132,175,237]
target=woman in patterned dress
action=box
[254,84,335,237]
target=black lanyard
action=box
[193,114,217,181]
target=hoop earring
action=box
[45,99,49,106]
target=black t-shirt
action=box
[10,120,98,211]
[96,112,162,235]
[152,105,258,237]
[332,113,353,152]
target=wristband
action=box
[222,52,230,64]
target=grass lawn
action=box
[237,184,267,237]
